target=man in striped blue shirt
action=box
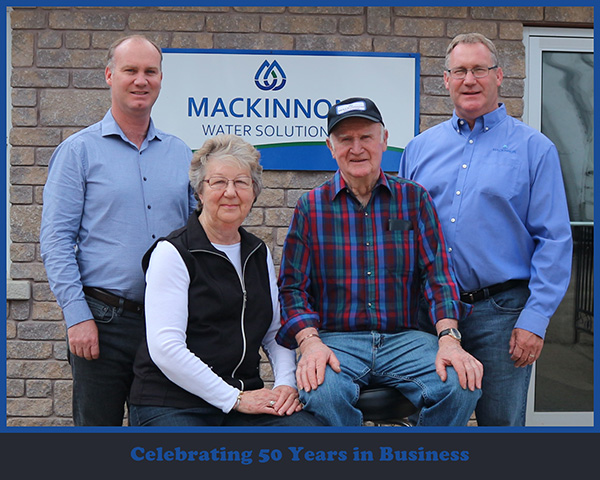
[277,98,482,426]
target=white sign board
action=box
[153,49,419,171]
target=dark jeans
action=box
[129,403,323,427]
[68,295,144,426]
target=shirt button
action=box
[367,271,372,276]
[448,247,453,252]
[469,139,474,144]
[451,218,456,223]
[462,164,468,169]
[147,205,151,209]
[366,242,370,246]
[143,177,147,181]
[456,191,461,196]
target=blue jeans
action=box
[420,284,532,426]
[129,403,323,427]
[299,330,481,426]
[68,295,144,426]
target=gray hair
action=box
[106,35,163,71]
[189,134,263,200]
[445,33,499,70]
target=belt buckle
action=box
[465,292,476,303]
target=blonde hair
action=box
[106,35,162,71]
[189,134,263,199]
[445,33,499,70]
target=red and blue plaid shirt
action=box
[276,170,471,349]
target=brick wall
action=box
[6,6,592,426]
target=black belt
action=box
[83,287,144,315]
[460,280,528,304]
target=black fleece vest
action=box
[129,214,273,409]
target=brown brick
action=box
[296,35,372,52]
[11,9,47,29]
[288,7,362,15]
[32,302,64,321]
[12,88,37,108]
[49,10,127,30]
[7,341,53,360]
[340,17,364,35]
[11,69,69,88]
[65,31,91,49]
[10,262,48,283]
[129,12,206,31]
[9,127,62,147]
[53,380,73,417]
[373,37,418,54]
[37,49,106,69]
[262,15,336,34]
[10,204,43,243]
[10,242,36,261]
[171,33,214,50]
[10,166,48,185]
[471,7,543,21]
[38,31,63,49]
[367,7,392,35]
[32,283,56,302]
[10,147,35,166]
[72,70,109,89]
[499,22,524,41]
[214,33,294,51]
[40,89,110,127]
[26,379,53,397]
[16,321,66,341]
[12,107,37,127]
[10,185,33,205]
[446,21,498,40]
[394,18,445,37]
[12,32,35,67]
[7,379,25,397]
[394,7,468,18]
[7,398,54,417]
[545,7,593,24]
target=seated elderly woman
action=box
[129,134,321,426]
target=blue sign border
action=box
[161,48,420,172]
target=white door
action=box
[523,27,594,426]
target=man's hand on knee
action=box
[295,330,341,392]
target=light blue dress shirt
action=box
[400,104,572,338]
[40,110,196,328]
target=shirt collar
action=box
[100,109,162,144]
[451,102,506,134]
[331,169,391,201]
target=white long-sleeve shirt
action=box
[143,240,297,413]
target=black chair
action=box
[356,386,418,426]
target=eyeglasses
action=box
[446,65,498,80]
[203,176,253,191]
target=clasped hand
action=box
[234,385,302,416]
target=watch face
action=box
[449,328,461,340]
[440,328,461,341]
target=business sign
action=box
[153,49,419,171]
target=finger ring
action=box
[529,354,535,358]
[269,400,275,406]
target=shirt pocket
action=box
[476,151,521,200]
[383,230,416,273]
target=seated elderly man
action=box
[276,97,483,426]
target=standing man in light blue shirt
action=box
[40,35,196,426]
[400,33,572,426]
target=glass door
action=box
[523,27,594,426]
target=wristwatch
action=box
[438,328,462,342]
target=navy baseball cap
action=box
[327,97,384,134]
